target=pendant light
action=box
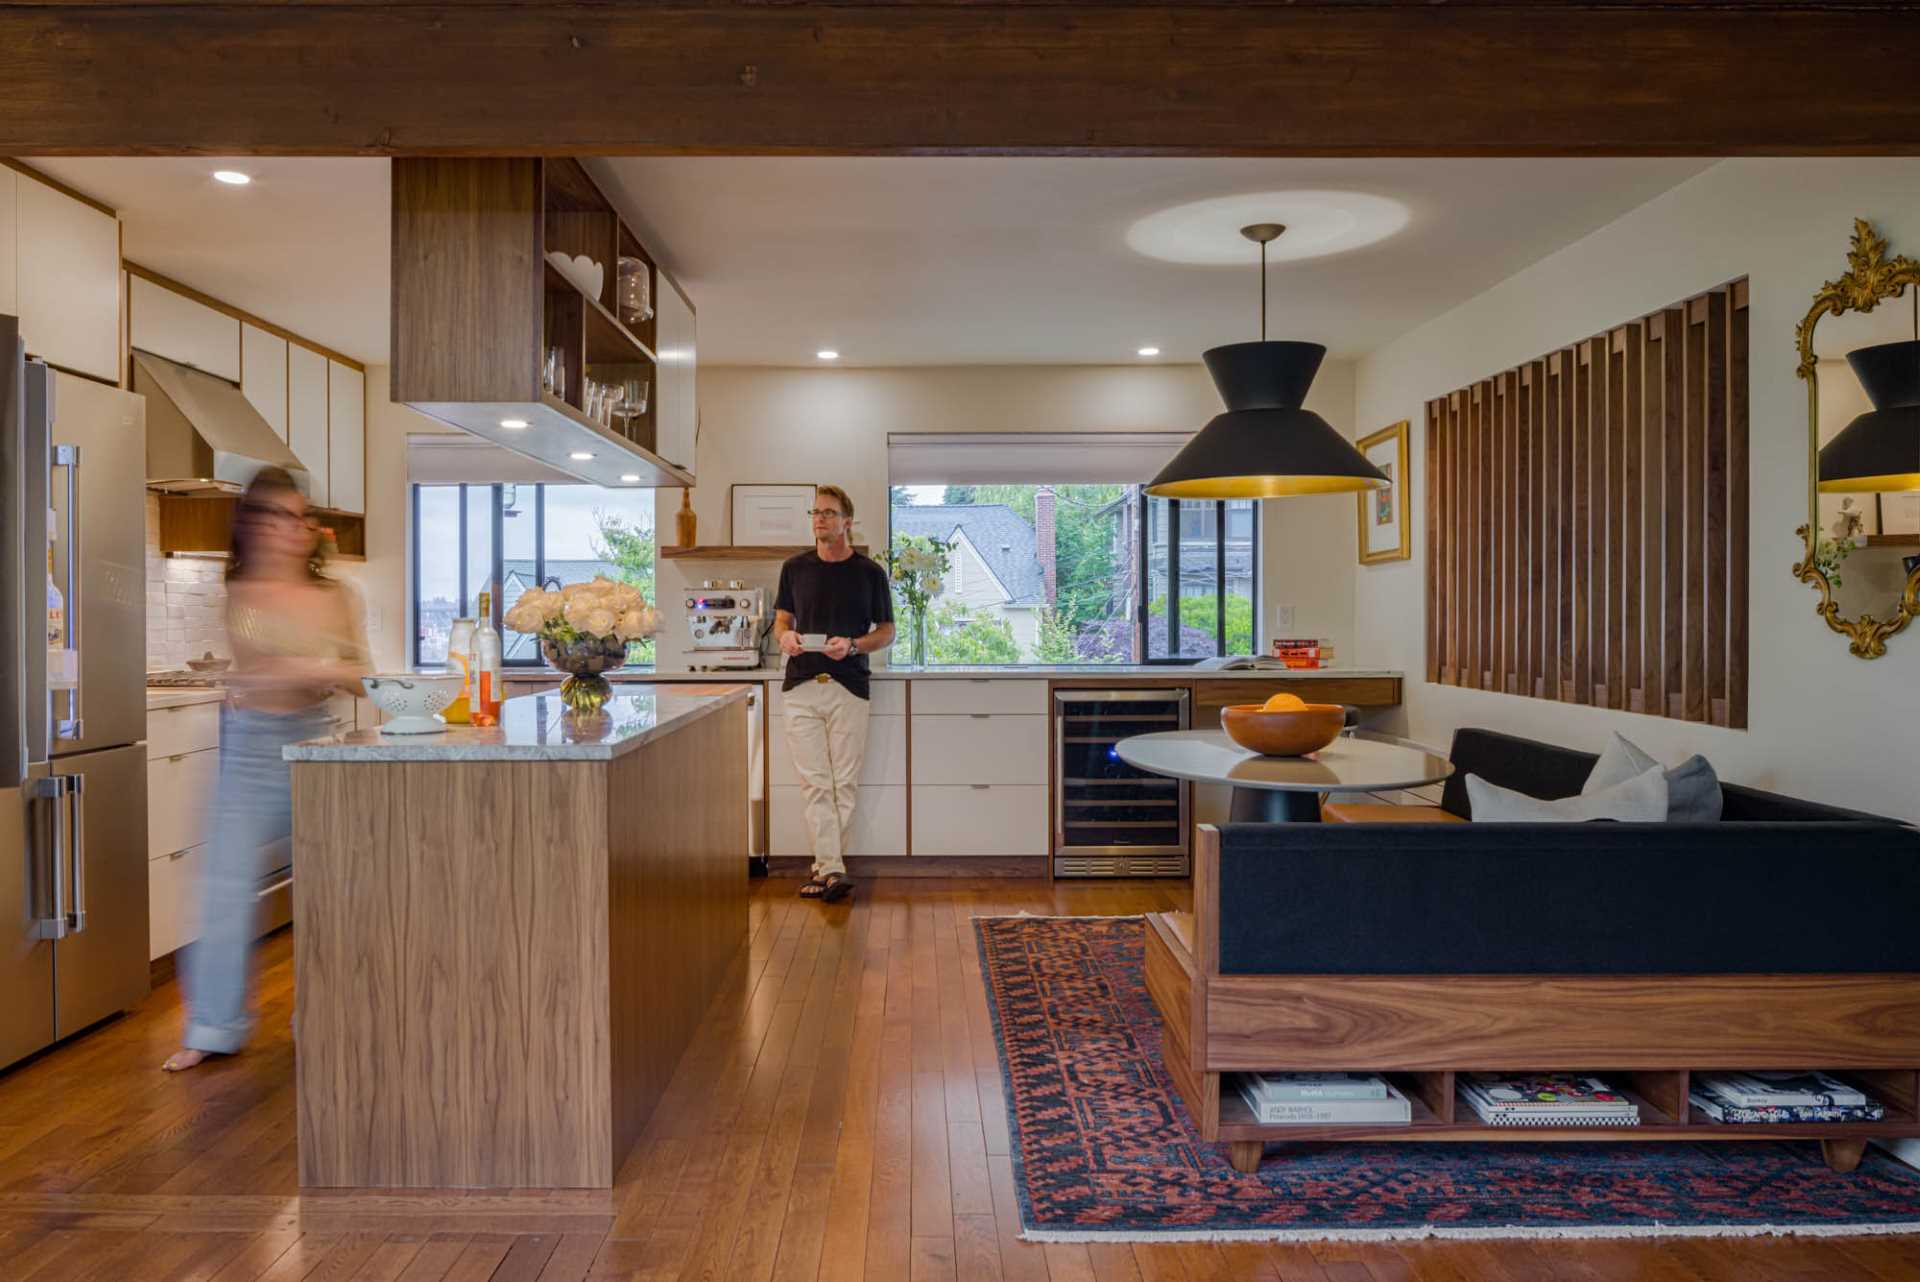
[1147,223,1389,499]
[1820,289,1920,493]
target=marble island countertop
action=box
[284,684,751,762]
[503,665,1402,682]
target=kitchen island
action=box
[284,685,751,1190]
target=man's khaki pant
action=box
[783,675,870,879]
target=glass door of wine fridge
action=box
[1053,689,1189,878]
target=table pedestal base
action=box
[1228,787,1322,823]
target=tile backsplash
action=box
[145,493,229,671]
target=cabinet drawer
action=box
[908,679,1045,716]
[768,713,905,787]
[769,785,906,858]
[147,701,220,758]
[149,843,203,961]
[769,678,905,718]
[911,785,1048,857]
[148,748,219,858]
[908,713,1046,786]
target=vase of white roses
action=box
[504,576,658,715]
[886,534,951,667]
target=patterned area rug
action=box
[975,914,1920,1243]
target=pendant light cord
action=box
[1260,239,1269,343]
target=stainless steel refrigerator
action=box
[2,316,150,1071]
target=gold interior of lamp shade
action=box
[1818,473,1920,494]
[1147,474,1390,499]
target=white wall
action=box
[657,361,1358,670]
[1352,158,1920,820]
[361,363,460,673]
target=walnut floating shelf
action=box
[661,545,870,561]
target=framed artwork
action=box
[1356,421,1411,564]
[730,483,817,545]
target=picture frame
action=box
[729,483,818,546]
[1355,421,1411,565]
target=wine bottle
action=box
[473,590,504,726]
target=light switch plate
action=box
[1274,604,1297,631]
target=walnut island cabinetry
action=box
[284,686,749,1189]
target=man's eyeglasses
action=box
[806,508,847,519]
[244,502,317,529]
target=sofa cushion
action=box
[1212,821,1920,975]
[1583,732,1724,822]
[1467,766,1668,822]
[1440,728,1597,818]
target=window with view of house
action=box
[887,483,1257,664]
[411,483,655,668]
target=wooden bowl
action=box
[1220,703,1345,757]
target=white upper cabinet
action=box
[289,344,329,507]
[16,172,120,384]
[241,323,289,442]
[129,274,240,382]
[654,270,697,477]
[0,168,16,316]
[327,361,365,514]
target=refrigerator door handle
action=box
[65,773,86,933]
[31,776,69,940]
[52,444,81,743]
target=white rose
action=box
[563,596,600,631]
[617,607,656,639]
[560,581,595,599]
[584,608,617,637]
[503,602,543,633]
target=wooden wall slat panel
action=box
[1683,298,1709,723]
[1729,283,1751,730]
[1424,282,1745,729]
[1705,290,1731,728]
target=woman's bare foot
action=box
[162,1048,210,1072]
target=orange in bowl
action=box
[1221,701,1345,757]
[1261,691,1308,712]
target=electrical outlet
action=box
[364,606,383,634]
[1274,604,1296,631]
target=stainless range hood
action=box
[134,348,310,496]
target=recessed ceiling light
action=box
[499,418,528,429]
[569,451,595,461]
[816,350,840,361]
[1127,190,1409,265]
[620,473,641,483]
[1137,347,1162,357]
[212,170,252,186]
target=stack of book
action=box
[1271,638,1336,669]
[1233,1072,1411,1125]
[1690,1071,1887,1124]
[1459,1073,1642,1127]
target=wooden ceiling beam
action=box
[3,4,1917,156]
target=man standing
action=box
[774,484,895,902]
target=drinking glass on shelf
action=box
[624,377,650,417]
[604,385,626,426]
[585,380,602,422]
[617,256,652,327]
[542,348,558,393]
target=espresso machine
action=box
[685,580,768,669]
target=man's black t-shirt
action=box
[774,550,895,700]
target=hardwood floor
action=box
[3,875,1919,1280]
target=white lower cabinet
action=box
[770,784,907,858]
[147,747,219,860]
[910,785,1049,857]
[768,712,906,788]
[908,712,1047,785]
[149,844,203,961]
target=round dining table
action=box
[1115,729,1455,822]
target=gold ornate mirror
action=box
[1793,220,1920,658]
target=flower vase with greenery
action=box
[504,577,658,714]
[886,534,951,667]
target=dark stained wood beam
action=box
[3,4,1919,156]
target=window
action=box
[888,484,1257,665]
[412,483,655,668]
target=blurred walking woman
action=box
[163,467,368,1072]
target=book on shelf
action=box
[1270,637,1323,651]
[1459,1074,1641,1127]
[1693,1071,1869,1108]
[1689,1089,1887,1125]
[1234,1076,1411,1125]
[1278,659,1332,670]
[1244,1072,1389,1102]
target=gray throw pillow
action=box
[1467,765,1668,823]
[1582,731,1723,822]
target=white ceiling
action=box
[34,156,1713,369]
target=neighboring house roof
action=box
[891,505,1048,605]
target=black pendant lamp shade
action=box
[1147,340,1389,499]
[1820,338,1920,493]
[1147,224,1390,499]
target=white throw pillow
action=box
[1582,731,1724,822]
[1466,765,1669,823]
